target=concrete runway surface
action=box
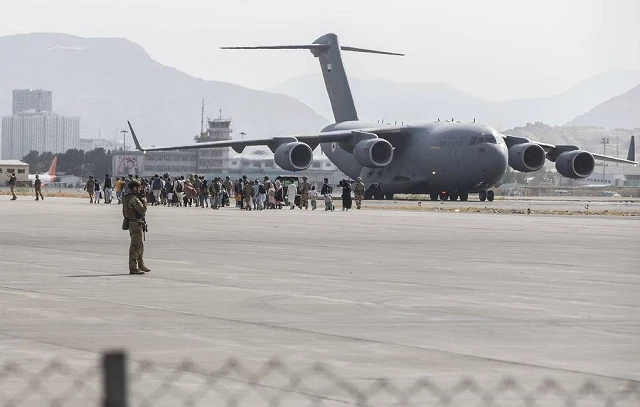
[1,197,638,406]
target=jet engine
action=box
[555,150,595,179]
[274,142,313,171]
[508,143,546,172]
[353,138,394,168]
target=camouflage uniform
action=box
[223,177,233,206]
[122,184,149,274]
[85,177,96,203]
[8,173,17,200]
[34,177,44,201]
[299,178,312,209]
[354,178,365,210]
[242,182,253,210]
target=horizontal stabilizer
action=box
[221,44,403,56]
[221,44,329,51]
[340,46,404,56]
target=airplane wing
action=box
[127,121,409,154]
[504,134,637,166]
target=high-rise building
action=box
[1,113,80,160]
[12,89,52,115]
[1,89,79,160]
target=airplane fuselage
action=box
[321,120,508,196]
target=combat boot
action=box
[129,269,145,275]
[138,264,151,273]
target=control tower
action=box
[195,109,232,173]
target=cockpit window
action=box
[469,136,478,145]
[484,137,495,144]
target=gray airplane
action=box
[129,33,637,201]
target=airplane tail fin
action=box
[627,135,636,163]
[222,33,403,123]
[127,121,144,151]
[47,156,57,176]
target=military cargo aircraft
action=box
[128,33,637,201]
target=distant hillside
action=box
[271,70,640,129]
[568,85,640,129]
[0,33,328,148]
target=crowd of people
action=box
[84,173,367,211]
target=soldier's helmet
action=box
[303,176,308,180]
[357,177,362,181]
[35,174,39,179]
[324,178,329,182]
[89,175,94,179]
[128,180,141,189]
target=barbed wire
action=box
[1,356,638,406]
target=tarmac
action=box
[1,197,639,404]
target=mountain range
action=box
[270,70,640,129]
[0,33,328,146]
[568,84,640,129]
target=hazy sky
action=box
[2,0,639,101]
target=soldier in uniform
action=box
[223,176,233,206]
[85,175,96,203]
[122,180,150,275]
[299,176,312,210]
[242,180,253,210]
[354,177,366,210]
[34,175,44,201]
[7,172,17,200]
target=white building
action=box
[0,160,29,185]
[79,138,123,152]
[1,113,80,160]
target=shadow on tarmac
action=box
[65,274,132,278]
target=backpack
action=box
[258,183,266,194]
[176,182,183,193]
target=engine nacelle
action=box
[353,138,394,168]
[274,142,313,171]
[508,143,546,172]
[555,150,595,179]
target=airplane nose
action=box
[485,144,508,181]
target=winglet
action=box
[627,135,636,163]
[127,121,144,151]
[47,156,57,176]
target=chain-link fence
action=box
[1,352,638,407]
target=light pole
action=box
[120,130,129,153]
[601,137,609,183]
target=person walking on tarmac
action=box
[122,180,150,275]
[7,172,17,200]
[33,175,45,201]
[354,177,365,209]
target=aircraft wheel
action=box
[487,190,495,202]
[439,192,448,201]
[384,192,394,200]
[459,192,469,201]
[430,193,438,201]
[479,190,487,201]
[449,193,459,201]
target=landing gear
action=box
[384,192,394,200]
[439,192,448,201]
[459,192,468,201]
[449,192,459,201]
[430,193,438,201]
[478,190,495,202]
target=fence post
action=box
[102,351,128,407]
